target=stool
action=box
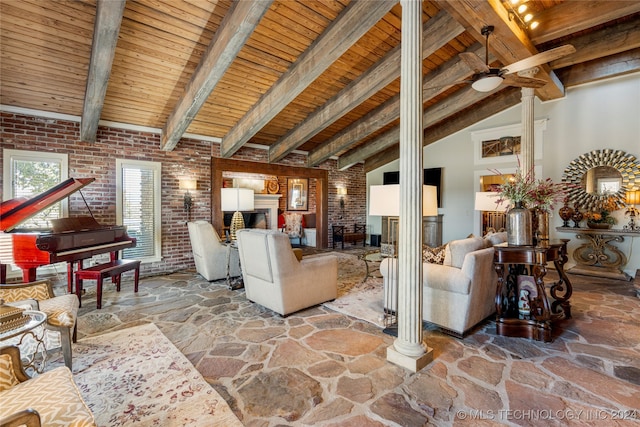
[75,259,141,309]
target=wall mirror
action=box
[562,149,639,210]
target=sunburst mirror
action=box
[562,149,639,211]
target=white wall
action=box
[367,72,640,277]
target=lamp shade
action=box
[369,184,438,217]
[179,178,197,191]
[474,192,507,212]
[471,75,503,92]
[626,190,640,205]
[337,187,347,196]
[221,188,254,212]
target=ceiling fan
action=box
[460,25,576,92]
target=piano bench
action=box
[75,259,141,309]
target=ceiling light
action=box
[517,4,527,13]
[472,75,503,92]
[529,21,539,30]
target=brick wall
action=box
[1,112,366,277]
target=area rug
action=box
[324,252,386,327]
[67,323,243,427]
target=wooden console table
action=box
[493,240,572,342]
[556,227,637,281]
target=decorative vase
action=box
[506,201,533,246]
[558,203,574,227]
[537,209,550,242]
[587,221,611,229]
[571,210,583,228]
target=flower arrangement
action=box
[490,165,567,211]
[583,196,617,225]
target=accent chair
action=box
[235,229,337,316]
[0,280,78,370]
[187,221,241,281]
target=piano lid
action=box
[0,177,95,232]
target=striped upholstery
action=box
[0,354,19,392]
[0,366,96,426]
[0,280,78,369]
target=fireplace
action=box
[254,194,282,229]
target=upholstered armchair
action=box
[0,280,78,370]
[187,221,241,281]
[236,229,337,316]
[279,212,304,246]
[0,345,96,426]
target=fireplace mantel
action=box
[254,194,282,230]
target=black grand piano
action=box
[0,177,136,291]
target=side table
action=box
[0,310,47,373]
[493,240,572,342]
[358,250,383,283]
[224,241,243,290]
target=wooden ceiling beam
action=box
[268,10,464,163]
[219,0,396,158]
[556,49,640,87]
[363,88,522,172]
[437,0,566,101]
[549,16,640,69]
[80,0,126,143]
[159,0,272,151]
[339,84,501,170]
[530,1,640,45]
[310,43,487,168]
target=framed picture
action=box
[287,178,308,211]
[471,120,547,165]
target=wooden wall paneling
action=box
[211,157,329,248]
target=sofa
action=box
[236,229,337,315]
[187,221,241,281]
[380,232,507,337]
[0,345,96,426]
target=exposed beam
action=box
[363,88,522,172]
[530,2,640,45]
[438,0,566,100]
[268,10,464,163]
[549,16,640,69]
[80,0,126,143]
[557,49,640,87]
[309,44,487,167]
[220,0,395,158]
[339,84,501,169]
[159,0,272,151]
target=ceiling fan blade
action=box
[459,52,490,74]
[423,79,472,91]
[503,74,547,89]
[502,45,576,75]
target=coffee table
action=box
[0,310,47,373]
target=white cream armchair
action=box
[236,229,337,316]
[187,221,241,281]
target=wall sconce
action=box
[179,178,197,213]
[503,0,539,30]
[623,190,640,232]
[337,187,347,208]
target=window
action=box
[2,149,69,227]
[116,159,162,262]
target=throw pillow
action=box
[0,353,19,391]
[422,244,447,264]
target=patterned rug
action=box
[64,323,242,427]
[324,252,386,327]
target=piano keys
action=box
[0,177,136,290]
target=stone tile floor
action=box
[52,250,639,426]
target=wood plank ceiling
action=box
[1,0,639,172]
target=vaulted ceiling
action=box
[1,0,639,173]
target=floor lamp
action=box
[474,192,507,235]
[221,188,254,241]
[369,184,438,335]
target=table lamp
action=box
[475,192,507,234]
[221,188,254,240]
[624,189,640,232]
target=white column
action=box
[387,0,433,372]
[519,67,539,178]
